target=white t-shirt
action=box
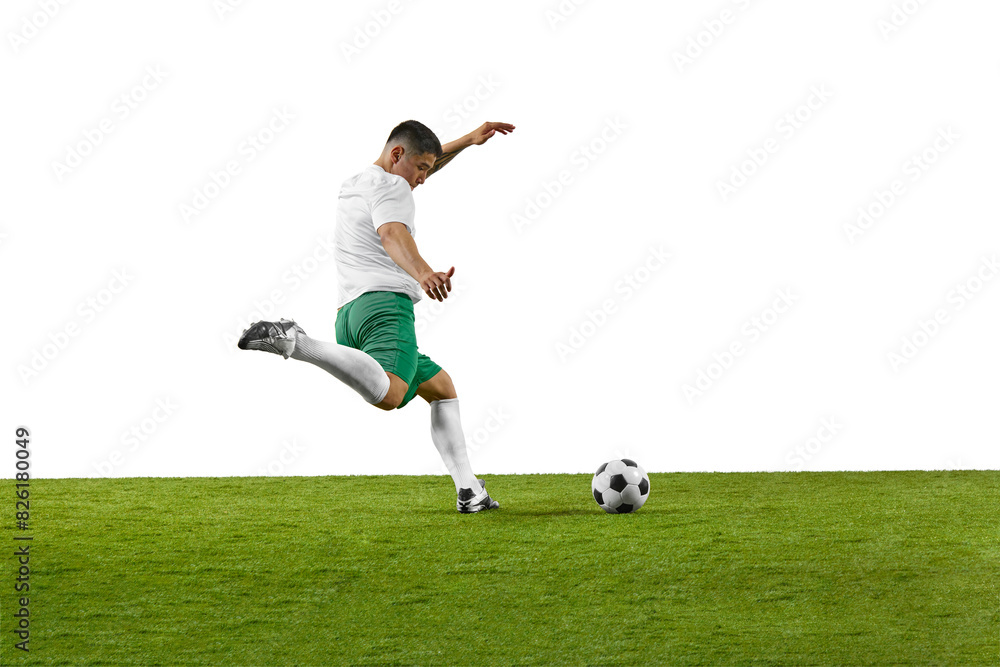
[335,164,423,308]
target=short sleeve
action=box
[371,178,415,234]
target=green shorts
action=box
[335,291,442,409]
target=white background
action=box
[3,0,998,478]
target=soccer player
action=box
[238,119,515,513]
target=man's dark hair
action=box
[385,120,442,158]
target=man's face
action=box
[391,147,436,190]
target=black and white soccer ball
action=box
[592,459,650,514]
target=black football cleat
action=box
[237,318,305,359]
[457,478,499,513]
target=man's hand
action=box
[377,223,456,302]
[468,121,515,145]
[418,266,455,302]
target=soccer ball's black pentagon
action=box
[638,478,649,495]
[593,488,603,505]
[595,461,608,475]
[610,474,628,492]
[618,503,634,513]
[621,458,637,467]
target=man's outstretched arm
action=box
[427,121,515,178]
[377,222,454,301]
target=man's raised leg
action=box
[238,318,391,406]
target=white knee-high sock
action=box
[289,334,390,405]
[430,398,482,494]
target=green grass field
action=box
[0,471,996,666]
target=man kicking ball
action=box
[238,119,515,513]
